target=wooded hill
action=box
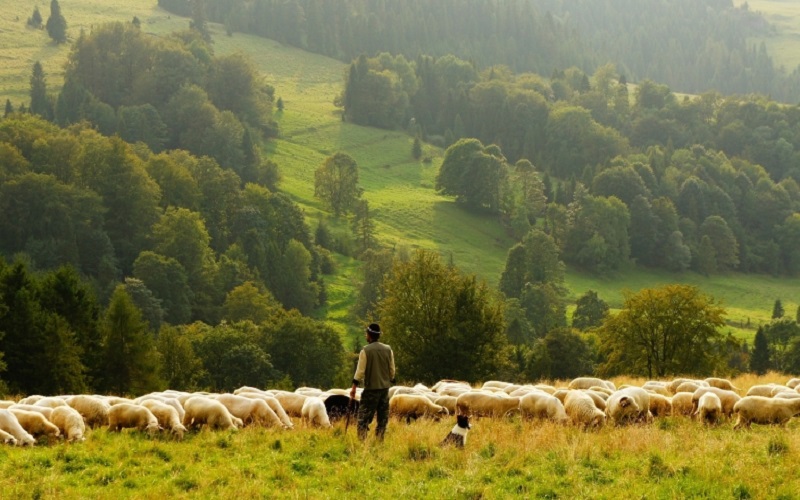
[158,0,800,102]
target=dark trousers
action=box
[357,388,389,441]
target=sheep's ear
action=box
[619,396,630,408]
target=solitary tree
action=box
[379,249,507,383]
[314,152,361,216]
[4,99,13,117]
[750,327,770,375]
[45,0,68,44]
[597,284,726,378]
[27,7,43,28]
[772,298,785,319]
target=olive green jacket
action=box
[352,341,396,390]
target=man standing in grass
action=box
[350,323,395,441]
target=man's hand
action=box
[350,385,357,399]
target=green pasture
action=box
[4,411,800,499]
[735,0,800,71]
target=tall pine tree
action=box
[29,61,52,120]
[750,326,770,375]
[45,0,67,44]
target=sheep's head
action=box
[145,422,161,436]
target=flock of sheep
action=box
[1,376,800,446]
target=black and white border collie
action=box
[440,414,471,448]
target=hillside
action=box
[0,1,798,345]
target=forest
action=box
[158,0,800,102]
[1,1,800,396]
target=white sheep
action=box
[745,384,783,397]
[301,397,332,428]
[9,404,53,420]
[455,392,520,418]
[564,390,605,429]
[606,387,651,425]
[107,403,161,436]
[0,428,17,446]
[481,380,513,390]
[674,381,703,394]
[704,377,739,392]
[139,400,187,439]
[568,377,616,392]
[33,397,68,409]
[237,393,294,428]
[389,394,448,422]
[9,409,60,440]
[49,406,85,442]
[138,396,185,422]
[786,378,800,389]
[0,401,16,409]
[433,396,458,415]
[183,396,240,431]
[212,394,284,428]
[648,393,673,418]
[270,391,308,418]
[642,381,670,397]
[690,387,741,418]
[16,395,45,405]
[67,395,111,428]
[0,409,36,446]
[733,396,800,429]
[519,392,569,424]
[695,392,722,425]
[671,392,694,416]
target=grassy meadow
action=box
[1,1,800,344]
[735,0,800,71]
[4,374,800,498]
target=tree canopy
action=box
[596,284,726,378]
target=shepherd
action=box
[350,323,396,442]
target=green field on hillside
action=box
[1,0,799,346]
[735,0,800,71]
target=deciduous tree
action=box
[314,152,361,216]
[597,284,726,378]
[379,249,507,383]
[572,290,609,330]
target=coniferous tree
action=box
[45,0,68,44]
[750,327,770,375]
[773,299,785,319]
[3,99,12,117]
[29,61,52,120]
[27,6,43,28]
[796,305,800,324]
[100,285,162,395]
[276,97,284,111]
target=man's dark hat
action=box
[366,323,381,337]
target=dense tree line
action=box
[0,114,324,319]
[0,258,345,395]
[346,53,800,277]
[159,0,800,102]
[50,22,277,181]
